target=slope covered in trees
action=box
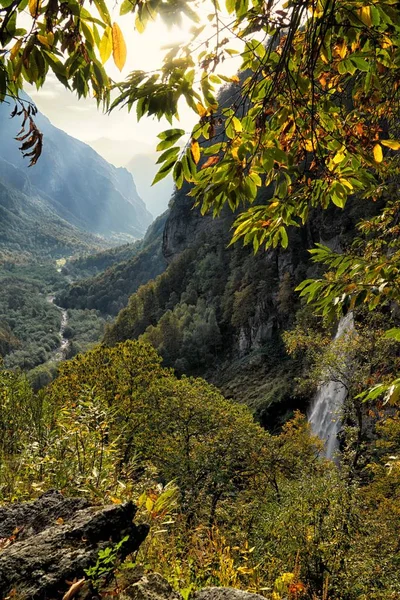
[0,159,106,264]
[57,212,168,315]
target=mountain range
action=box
[0,96,153,261]
[88,137,173,218]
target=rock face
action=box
[0,490,149,599]
[118,573,183,600]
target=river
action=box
[46,295,70,361]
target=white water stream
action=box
[47,295,70,361]
[308,313,354,460]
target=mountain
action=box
[56,211,168,315]
[0,97,153,240]
[126,153,173,218]
[102,181,380,426]
[88,137,174,218]
[0,157,105,263]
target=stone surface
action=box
[194,588,266,600]
[0,490,149,599]
[120,573,183,600]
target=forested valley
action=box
[1,0,400,599]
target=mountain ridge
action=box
[0,96,153,241]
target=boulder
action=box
[119,573,183,600]
[0,490,149,599]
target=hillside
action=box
[104,184,381,424]
[0,97,152,240]
[0,158,105,263]
[56,212,168,315]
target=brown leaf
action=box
[201,156,219,169]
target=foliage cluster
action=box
[0,340,399,598]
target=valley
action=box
[1,2,400,599]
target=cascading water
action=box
[308,312,354,460]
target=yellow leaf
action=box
[381,139,400,150]
[320,45,329,64]
[382,35,393,49]
[335,41,347,59]
[373,143,383,163]
[28,0,40,17]
[305,139,314,152]
[333,150,345,164]
[191,140,200,164]
[10,39,22,60]
[37,34,51,48]
[358,6,372,27]
[112,22,127,71]
[110,496,122,504]
[99,26,112,64]
[339,178,353,190]
[232,116,242,133]
[196,102,208,118]
[230,75,240,83]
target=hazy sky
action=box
[26,4,238,165]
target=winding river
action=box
[46,295,70,361]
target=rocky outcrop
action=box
[0,490,149,599]
[118,573,183,600]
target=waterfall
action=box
[308,312,354,460]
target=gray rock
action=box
[0,490,149,599]
[120,573,183,600]
[194,589,266,600]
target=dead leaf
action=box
[62,578,85,600]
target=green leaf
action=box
[94,0,111,25]
[350,57,370,72]
[152,157,177,185]
[280,226,288,249]
[120,0,133,16]
[156,146,180,164]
